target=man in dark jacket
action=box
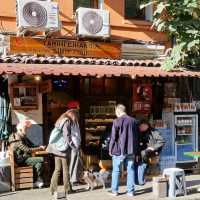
[135,119,165,185]
[109,104,138,196]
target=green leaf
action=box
[154,2,167,15]
[142,0,200,70]
[185,30,199,34]
[161,58,174,71]
[187,40,200,51]
[157,21,166,31]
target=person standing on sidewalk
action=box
[47,109,80,200]
[109,104,139,196]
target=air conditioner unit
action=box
[16,0,60,32]
[76,7,110,38]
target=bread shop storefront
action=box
[2,36,200,173]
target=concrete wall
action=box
[0,0,169,44]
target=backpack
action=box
[48,118,69,152]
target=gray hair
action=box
[115,104,126,114]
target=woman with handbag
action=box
[47,109,80,200]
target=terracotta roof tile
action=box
[0,55,162,67]
[0,63,200,78]
[0,55,199,77]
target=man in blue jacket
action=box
[109,104,139,196]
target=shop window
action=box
[10,83,38,110]
[73,0,98,11]
[105,78,117,96]
[124,0,145,20]
[80,78,90,95]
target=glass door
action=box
[175,114,198,162]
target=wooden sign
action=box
[39,80,52,93]
[10,36,121,59]
[133,84,152,114]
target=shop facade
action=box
[0,0,200,175]
[1,57,200,171]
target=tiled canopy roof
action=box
[0,55,162,67]
[0,55,200,78]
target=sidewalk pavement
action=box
[0,175,200,200]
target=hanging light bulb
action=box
[34,75,41,81]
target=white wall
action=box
[8,75,43,145]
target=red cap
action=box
[67,100,80,109]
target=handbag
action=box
[48,118,69,152]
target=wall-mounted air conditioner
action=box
[16,0,60,32]
[76,7,110,38]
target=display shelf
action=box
[176,143,193,145]
[81,96,117,162]
[85,113,115,117]
[85,118,114,126]
[177,134,192,136]
[175,124,193,126]
[85,127,106,132]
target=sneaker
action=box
[127,192,135,197]
[108,190,118,196]
[52,192,67,200]
[33,181,43,188]
[53,192,58,200]
[34,180,44,188]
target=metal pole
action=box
[98,0,104,10]
[145,4,153,22]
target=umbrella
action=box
[0,75,11,140]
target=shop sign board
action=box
[39,80,52,93]
[174,102,196,112]
[10,36,121,59]
[133,84,152,113]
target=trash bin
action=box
[0,157,11,193]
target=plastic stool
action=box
[163,168,187,197]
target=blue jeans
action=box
[111,155,135,194]
[135,162,147,185]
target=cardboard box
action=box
[153,176,168,198]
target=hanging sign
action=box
[133,84,152,113]
[10,36,121,59]
[39,80,52,93]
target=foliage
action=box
[141,0,200,71]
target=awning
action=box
[1,63,200,78]
[0,55,200,78]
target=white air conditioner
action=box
[16,0,60,32]
[76,7,110,38]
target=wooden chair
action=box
[9,146,33,191]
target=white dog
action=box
[82,170,111,190]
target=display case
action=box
[10,83,38,110]
[84,101,116,157]
[174,113,198,163]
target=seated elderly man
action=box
[9,120,45,188]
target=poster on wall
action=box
[133,84,152,113]
[156,128,174,157]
